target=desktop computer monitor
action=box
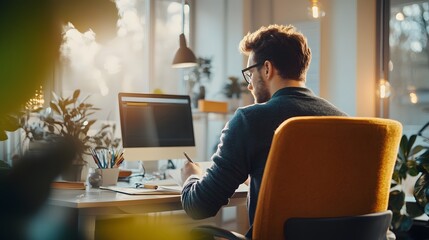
[118,93,197,161]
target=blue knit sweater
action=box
[181,87,347,237]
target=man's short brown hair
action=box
[239,24,311,81]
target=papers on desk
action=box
[103,161,249,195]
[100,185,182,195]
[166,161,250,193]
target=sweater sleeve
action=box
[181,110,250,219]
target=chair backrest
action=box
[284,210,393,240]
[252,117,402,240]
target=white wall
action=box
[190,0,379,160]
[193,0,244,101]
[240,0,378,117]
[292,21,321,95]
[356,0,377,117]
[192,0,246,160]
[320,0,358,116]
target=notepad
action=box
[100,185,182,195]
[165,161,250,193]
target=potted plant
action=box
[89,122,121,150]
[389,134,429,235]
[186,57,212,108]
[222,76,248,112]
[21,89,106,181]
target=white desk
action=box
[48,186,248,240]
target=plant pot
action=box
[61,164,85,182]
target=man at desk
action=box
[180,24,347,238]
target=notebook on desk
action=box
[166,161,250,193]
[100,185,181,195]
[51,181,86,190]
[102,161,249,195]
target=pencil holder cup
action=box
[96,168,120,186]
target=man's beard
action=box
[252,75,271,103]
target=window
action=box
[0,0,193,161]
[57,0,191,126]
[387,0,429,134]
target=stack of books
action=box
[51,181,85,190]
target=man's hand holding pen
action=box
[181,152,203,183]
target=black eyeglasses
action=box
[241,62,263,84]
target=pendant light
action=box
[308,0,325,19]
[172,0,197,68]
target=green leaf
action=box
[410,145,425,158]
[1,115,21,131]
[50,102,61,114]
[51,91,60,103]
[414,173,429,211]
[399,164,408,180]
[99,125,110,131]
[406,202,424,218]
[58,100,66,113]
[65,98,74,106]
[422,163,429,174]
[420,149,429,158]
[87,119,96,127]
[408,166,419,177]
[0,131,8,141]
[407,135,417,156]
[86,112,95,117]
[398,135,408,161]
[73,89,81,100]
[389,190,405,211]
[417,150,429,174]
[392,171,400,184]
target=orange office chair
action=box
[191,117,402,240]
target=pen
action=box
[183,152,194,163]
[135,183,158,189]
[143,184,158,190]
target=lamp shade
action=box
[172,33,197,68]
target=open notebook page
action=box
[166,161,249,192]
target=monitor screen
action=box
[118,93,196,161]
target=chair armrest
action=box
[191,225,248,240]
